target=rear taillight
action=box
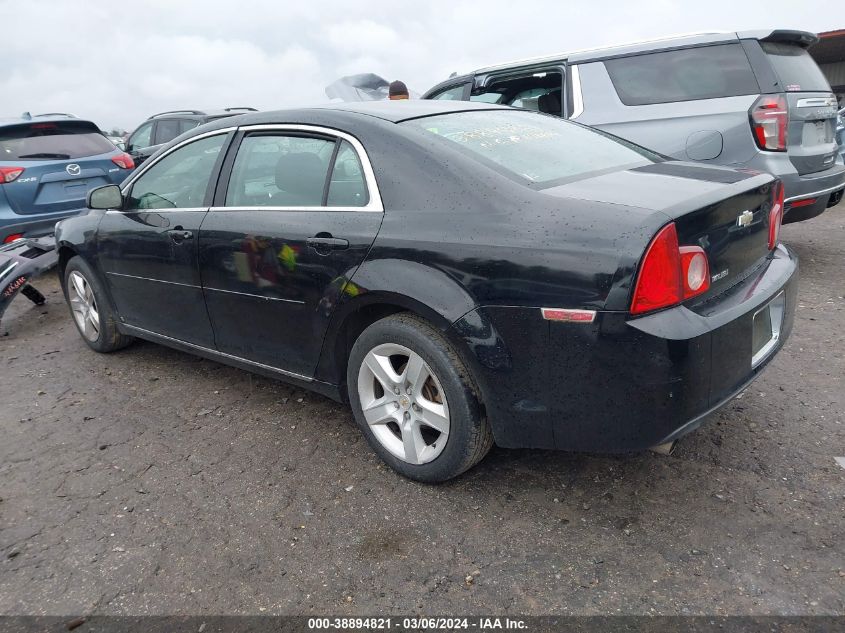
[750,94,788,151]
[768,181,784,250]
[630,222,710,315]
[111,153,135,170]
[3,233,24,244]
[0,166,25,184]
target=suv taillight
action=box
[0,166,25,184]
[111,153,135,170]
[768,180,785,250]
[630,223,710,315]
[750,94,788,151]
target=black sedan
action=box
[54,101,797,482]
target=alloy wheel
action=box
[68,271,100,342]
[357,343,450,465]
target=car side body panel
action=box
[54,103,799,455]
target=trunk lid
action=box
[542,161,777,300]
[783,92,839,174]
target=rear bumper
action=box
[0,205,86,242]
[742,151,845,222]
[451,245,798,451]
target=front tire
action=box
[64,256,133,353]
[347,313,493,483]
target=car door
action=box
[198,125,383,378]
[97,130,232,346]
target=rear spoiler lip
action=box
[757,29,819,48]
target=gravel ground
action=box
[0,206,843,616]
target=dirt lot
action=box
[1,207,843,616]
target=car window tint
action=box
[403,110,660,187]
[327,140,368,207]
[760,42,830,92]
[431,84,467,100]
[129,122,153,150]
[154,119,182,145]
[605,43,759,106]
[0,121,115,160]
[128,134,226,210]
[179,119,200,134]
[470,92,504,104]
[225,134,335,207]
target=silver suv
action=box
[423,29,844,222]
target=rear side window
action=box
[327,140,368,207]
[403,110,660,187]
[0,121,115,160]
[179,119,200,134]
[225,134,335,207]
[760,42,831,92]
[154,119,182,145]
[605,44,759,106]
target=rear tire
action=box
[63,256,133,353]
[347,313,493,483]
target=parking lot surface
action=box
[1,208,843,616]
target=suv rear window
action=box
[0,121,114,161]
[402,109,660,187]
[605,43,759,106]
[760,42,830,92]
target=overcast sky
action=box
[1,0,837,132]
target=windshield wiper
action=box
[18,153,72,159]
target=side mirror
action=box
[87,184,123,210]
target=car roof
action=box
[148,108,258,120]
[461,28,818,75]
[200,100,509,129]
[0,114,96,128]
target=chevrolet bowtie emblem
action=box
[736,210,754,228]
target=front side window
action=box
[605,43,759,106]
[431,84,468,100]
[402,109,660,187]
[128,122,153,152]
[226,133,369,208]
[127,134,227,209]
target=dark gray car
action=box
[424,29,845,222]
[125,108,258,169]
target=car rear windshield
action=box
[760,42,831,92]
[0,121,115,161]
[401,110,660,187]
[605,43,760,106]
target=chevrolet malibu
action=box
[54,102,797,482]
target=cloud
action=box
[0,0,836,131]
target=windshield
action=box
[0,121,115,161]
[402,109,660,187]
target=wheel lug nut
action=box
[393,402,400,409]
[393,387,400,395]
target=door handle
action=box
[168,229,193,242]
[306,235,349,253]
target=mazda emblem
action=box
[66,164,81,176]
